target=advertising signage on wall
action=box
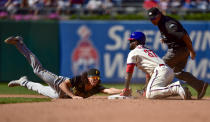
[59,21,210,83]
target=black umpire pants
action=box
[163,47,205,93]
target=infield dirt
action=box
[0,95,210,122]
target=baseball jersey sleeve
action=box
[69,76,82,87]
[127,51,138,65]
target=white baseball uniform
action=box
[127,45,185,99]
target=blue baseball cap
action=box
[128,32,146,45]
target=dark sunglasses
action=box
[149,13,161,21]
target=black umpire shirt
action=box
[157,15,188,49]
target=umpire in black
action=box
[147,7,208,99]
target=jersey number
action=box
[144,49,157,57]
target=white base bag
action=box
[108,94,133,99]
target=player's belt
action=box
[159,64,165,67]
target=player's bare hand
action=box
[72,96,83,99]
[120,88,132,96]
[190,51,196,60]
[160,38,165,43]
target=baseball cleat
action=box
[183,87,192,100]
[136,89,146,96]
[197,82,208,99]
[179,86,192,100]
[8,76,28,87]
[4,36,23,45]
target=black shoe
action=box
[197,82,208,100]
[4,36,23,45]
[183,87,192,100]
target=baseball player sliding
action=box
[121,31,191,100]
[4,36,122,99]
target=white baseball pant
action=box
[146,65,182,99]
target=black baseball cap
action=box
[147,7,161,19]
[87,68,100,77]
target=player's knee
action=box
[146,95,152,99]
[33,66,44,75]
[145,92,154,99]
[146,91,162,99]
[33,69,39,75]
[146,95,157,99]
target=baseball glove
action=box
[136,89,146,96]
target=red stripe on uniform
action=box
[126,64,135,73]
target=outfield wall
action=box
[0,20,60,81]
[0,20,209,83]
[59,21,210,83]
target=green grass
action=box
[0,97,51,104]
[0,83,39,95]
[0,83,51,104]
[0,83,209,101]
[68,13,210,20]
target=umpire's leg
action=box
[163,47,208,99]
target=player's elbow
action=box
[59,82,64,89]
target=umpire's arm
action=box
[183,33,196,59]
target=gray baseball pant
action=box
[14,41,68,98]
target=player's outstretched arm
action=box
[59,79,83,99]
[101,88,123,95]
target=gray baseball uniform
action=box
[15,41,68,98]
[12,40,105,98]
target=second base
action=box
[108,94,133,99]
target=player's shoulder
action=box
[131,45,142,51]
[128,49,137,57]
[128,45,144,55]
[128,50,135,56]
[165,16,181,27]
[165,15,177,22]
